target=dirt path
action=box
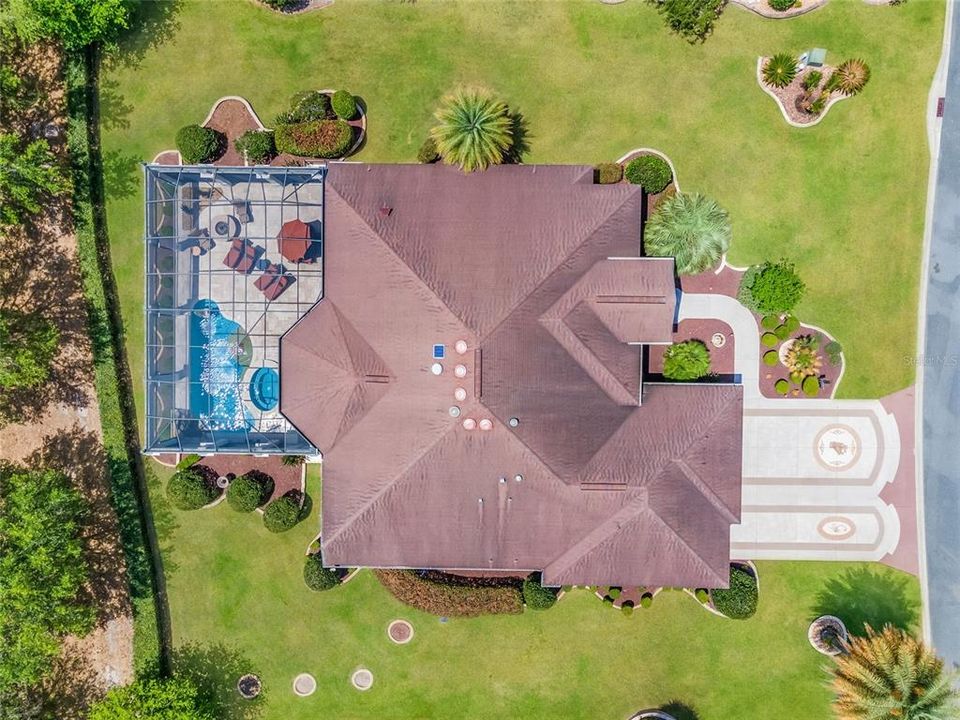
[0,42,134,716]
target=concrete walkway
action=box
[679,293,905,564]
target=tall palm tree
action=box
[643,192,731,275]
[831,625,958,720]
[430,88,514,172]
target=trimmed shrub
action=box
[834,58,871,96]
[825,340,843,365]
[621,603,634,616]
[712,565,758,619]
[176,453,201,470]
[281,455,305,466]
[226,474,263,513]
[275,120,354,159]
[522,573,559,610]
[603,595,615,607]
[802,375,821,397]
[663,339,711,381]
[761,332,779,348]
[774,324,791,341]
[763,350,779,366]
[263,495,300,533]
[234,129,276,164]
[802,70,823,91]
[762,53,798,88]
[695,588,709,603]
[760,314,780,331]
[331,90,358,120]
[417,136,440,164]
[784,314,801,333]
[769,0,796,10]
[175,124,222,164]
[374,570,523,617]
[650,0,727,43]
[640,593,653,608]
[624,155,673,193]
[304,553,341,591]
[738,260,806,314]
[595,162,623,185]
[166,467,218,511]
[790,370,803,384]
[281,91,332,123]
[607,587,622,600]
[775,378,789,394]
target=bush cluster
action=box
[663,339,711,381]
[304,553,342,591]
[331,90,358,120]
[175,124,223,164]
[261,0,298,8]
[275,120,354,158]
[768,0,796,10]
[738,260,805,314]
[226,474,271,512]
[624,155,672,193]
[595,162,623,185]
[650,0,727,43]
[278,91,332,124]
[374,570,523,617]
[234,130,276,164]
[522,574,559,610]
[417,136,440,164]
[166,467,218,511]
[711,565,758,619]
[263,494,301,532]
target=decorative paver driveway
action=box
[678,293,909,565]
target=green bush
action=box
[0,309,59,391]
[261,0,298,8]
[768,0,796,10]
[607,587,622,600]
[802,375,820,397]
[621,602,634,616]
[375,570,523,617]
[522,573,558,610]
[695,588,709,603]
[775,378,789,394]
[166,468,218,511]
[263,495,300,533]
[176,453,200,470]
[175,124,222,164]
[802,70,823,91]
[650,0,727,43]
[226,475,264,513]
[712,565,758,619]
[640,593,653,608]
[624,155,673,193]
[760,314,780,331]
[279,91,332,123]
[738,260,806,314]
[275,120,354,158]
[663,339,711,381]
[763,350,779,366]
[331,90,358,120]
[234,130,276,164]
[784,314,801,333]
[762,53,798,88]
[760,332,779,348]
[809,94,827,115]
[304,553,341,591]
[603,595,615,607]
[417,136,440,164]
[281,455,305,466]
[825,340,843,365]
[774,324,791,341]
[595,162,623,184]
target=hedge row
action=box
[275,119,354,158]
[374,570,523,617]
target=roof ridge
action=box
[669,457,739,524]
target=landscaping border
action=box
[756,57,850,128]
[730,0,828,19]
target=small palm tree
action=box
[831,625,958,720]
[430,87,514,172]
[644,193,731,275]
[662,340,711,381]
[833,59,871,96]
[763,53,798,88]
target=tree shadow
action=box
[98,77,133,131]
[660,700,701,720]
[107,0,183,70]
[144,461,180,572]
[172,643,264,720]
[504,108,531,165]
[37,638,103,720]
[102,149,141,199]
[812,567,919,635]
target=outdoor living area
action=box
[143,165,324,455]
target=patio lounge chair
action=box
[222,238,260,274]
[254,262,295,301]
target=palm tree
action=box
[831,625,958,720]
[643,193,731,275]
[430,88,514,172]
[763,53,798,88]
[833,58,871,96]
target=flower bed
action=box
[757,56,868,127]
[374,570,523,617]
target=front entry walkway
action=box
[678,293,912,568]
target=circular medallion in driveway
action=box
[814,424,861,471]
[817,515,857,541]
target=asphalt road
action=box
[923,0,960,668]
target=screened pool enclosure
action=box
[143,165,324,455]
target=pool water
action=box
[190,299,253,432]
[249,367,280,411]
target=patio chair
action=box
[254,262,296,301]
[222,238,261,274]
[233,201,252,224]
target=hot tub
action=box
[249,367,279,411]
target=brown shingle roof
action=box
[280,163,743,587]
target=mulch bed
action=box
[732,0,828,18]
[615,149,675,218]
[758,321,842,399]
[201,455,302,499]
[204,99,261,166]
[761,62,844,126]
[647,318,736,378]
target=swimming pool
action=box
[190,299,253,432]
[249,367,280,411]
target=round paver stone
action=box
[351,668,374,691]
[387,619,414,644]
[293,673,316,697]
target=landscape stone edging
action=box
[730,0,827,19]
[756,57,850,128]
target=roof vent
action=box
[454,364,467,378]
[379,206,392,217]
[430,363,443,376]
[449,406,461,418]
[498,477,506,484]
[479,418,493,431]
[455,339,469,355]
[462,418,477,431]
[454,387,467,402]
[508,417,519,428]
[514,474,523,483]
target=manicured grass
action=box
[150,463,919,720]
[101,0,942,403]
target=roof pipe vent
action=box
[379,206,392,217]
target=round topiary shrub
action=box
[226,474,264,513]
[166,467,218,510]
[760,314,780,331]
[417,136,440,164]
[784,314,801,333]
[761,332,779,348]
[331,90,358,121]
[176,124,223,164]
[263,495,300,533]
[739,260,806,315]
[774,324,791,341]
[640,593,653,608]
[607,587,621,600]
[304,552,341,591]
[663,340,711,381]
[768,0,796,10]
[234,129,276,164]
[775,378,789,394]
[695,588,709,603]
[763,350,779,366]
[712,565,758,619]
[522,573,558,610]
[802,375,820,397]
[595,162,623,185]
[621,602,634,616]
[624,155,673,194]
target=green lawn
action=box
[101,0,943,404]
[149,464,920,720]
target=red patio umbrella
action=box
[277,218,312,263]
